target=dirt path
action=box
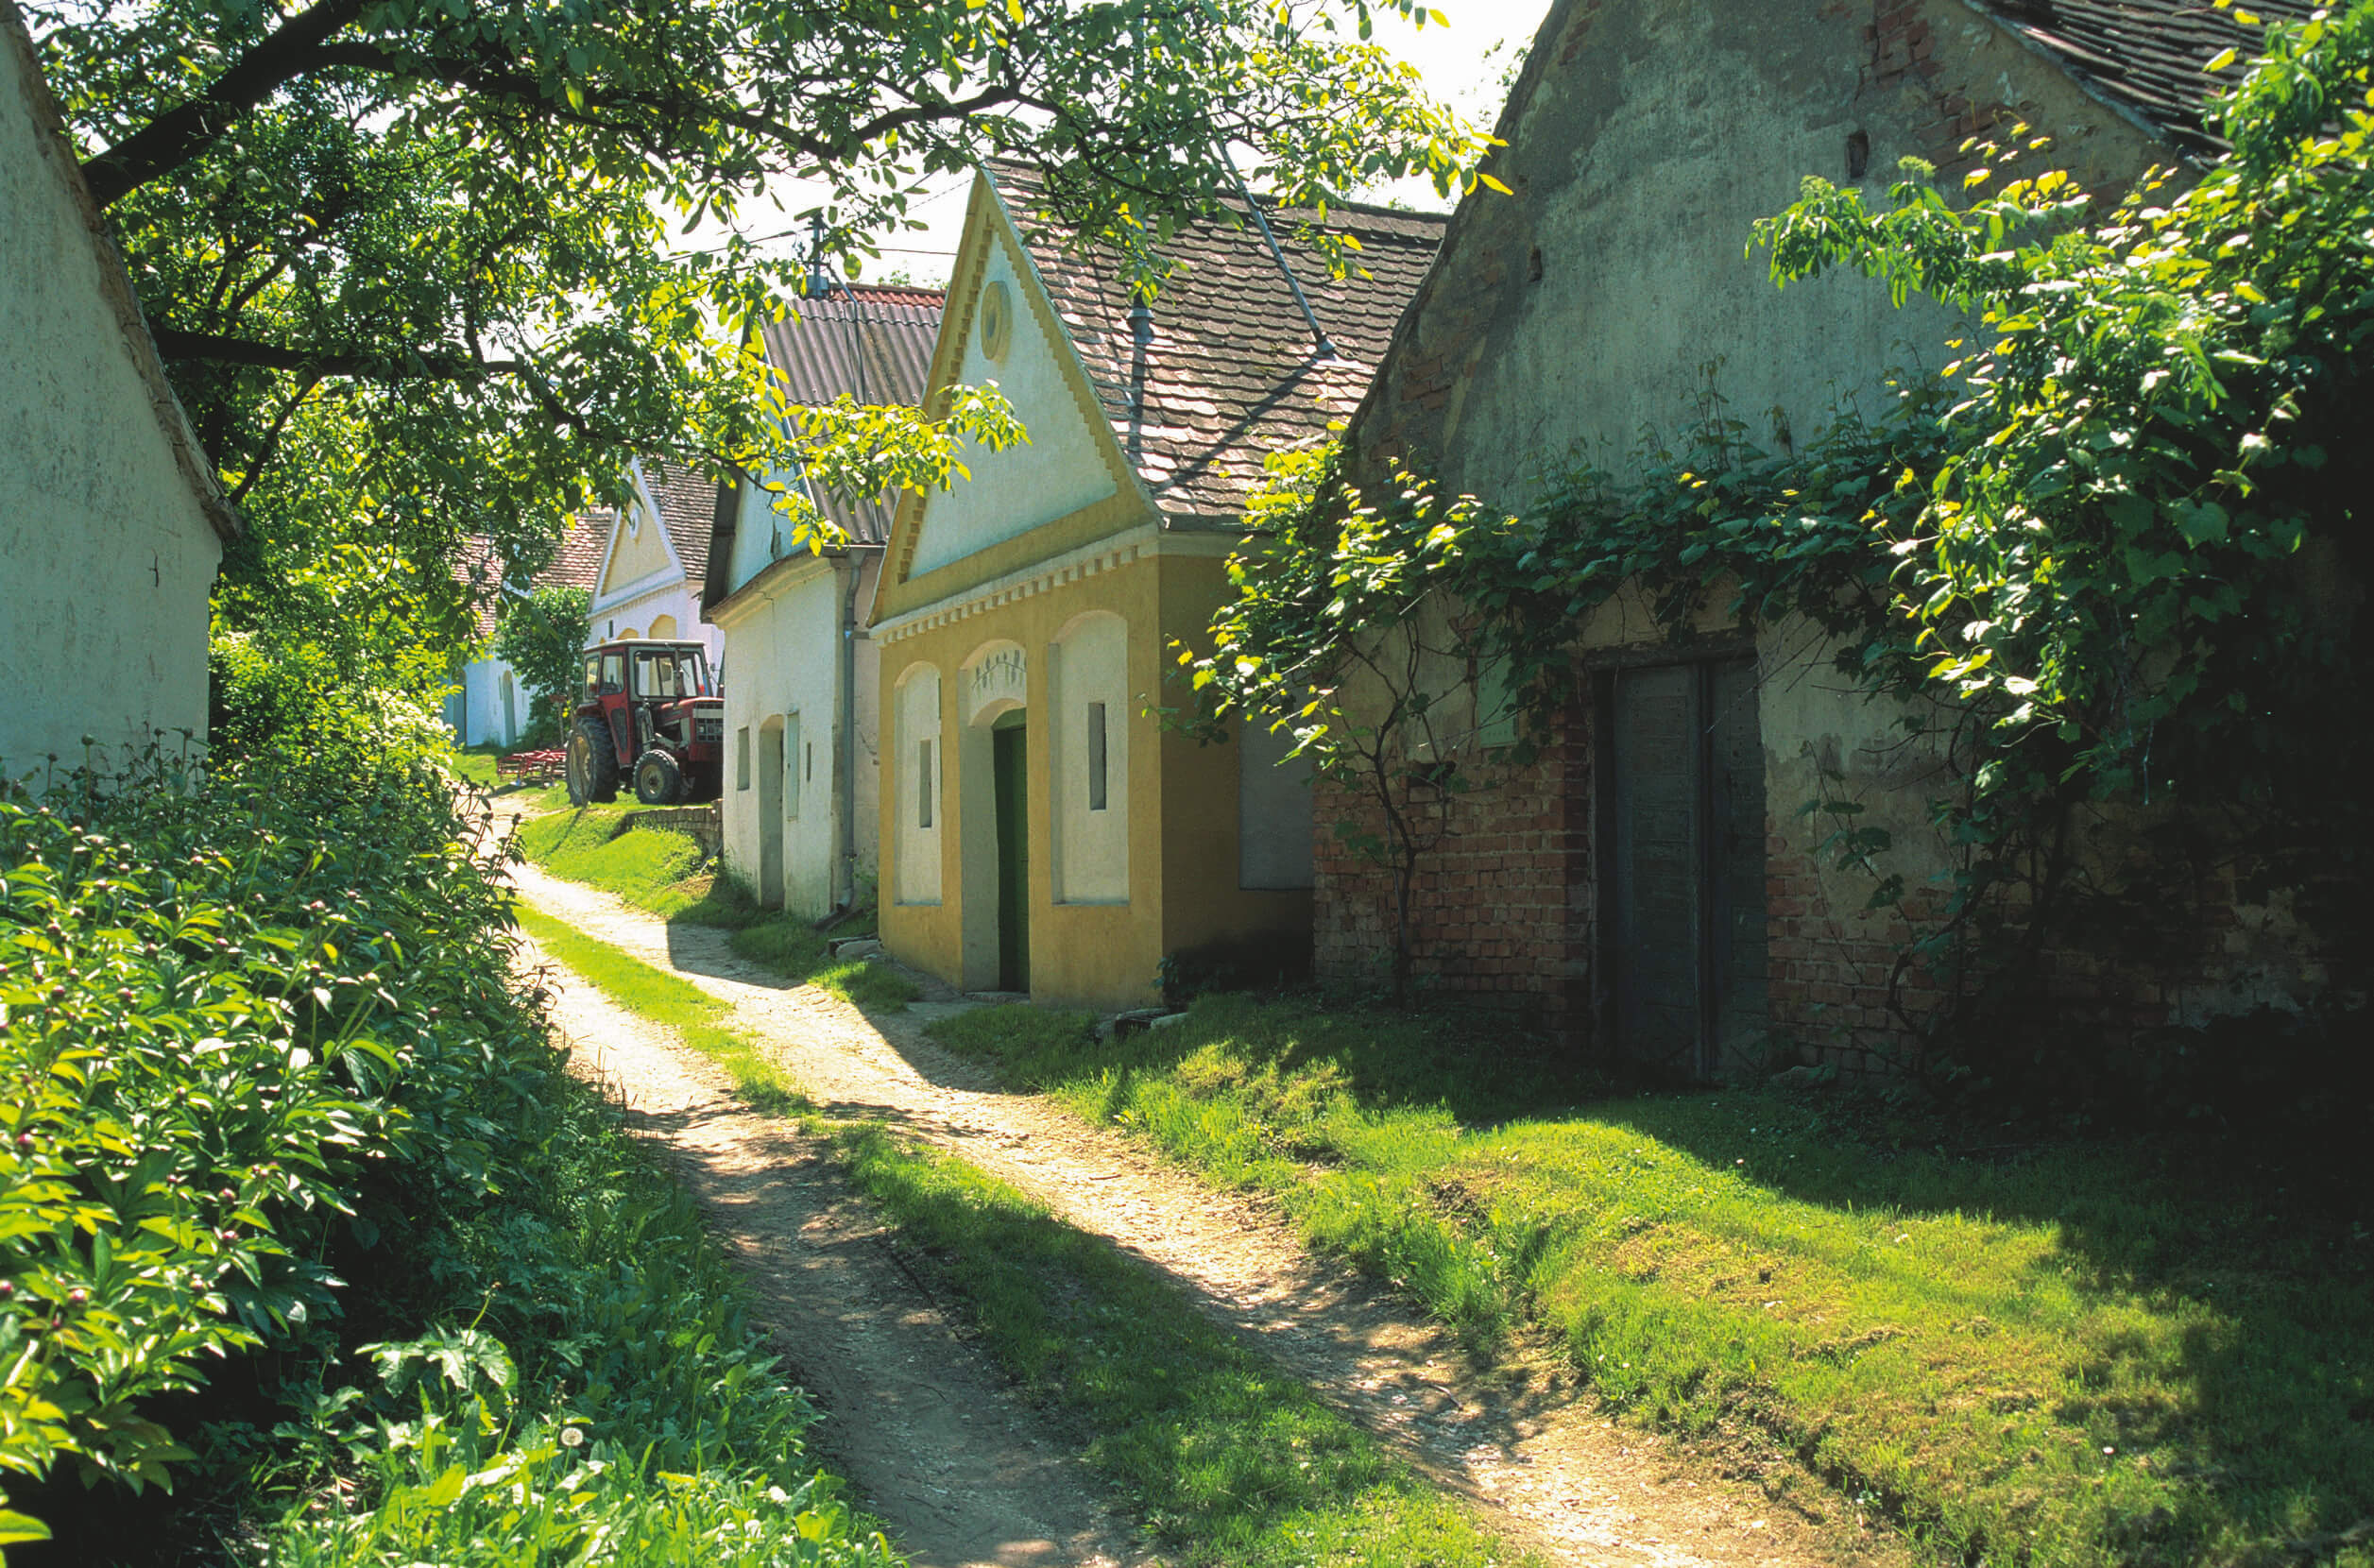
[515,857,1907,1568]
[525,929,1148,1568]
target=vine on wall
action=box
[1182,5,2373,1071]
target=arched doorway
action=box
[959,640,1029,992]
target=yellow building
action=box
[870,165,1443,1007]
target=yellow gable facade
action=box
[871,171,1405,1008]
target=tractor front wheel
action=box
[633,748,686,806]
[567,719,620,806]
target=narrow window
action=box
[783,715,801,820]
[736,726,751,791]
[1086,702,1108,811]
[917,740,934,829]
[805,741,813,783]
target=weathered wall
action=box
[1358,0,2164,501]
[1,21,226,778]
[1307,0,2278,1065]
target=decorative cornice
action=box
[873,523,1241,644]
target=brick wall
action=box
[1307,691,2305,1076]
[1311,703,1594,1038]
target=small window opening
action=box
[917,740,934,829]
[1847,130,1870,180]
[1086,703,1108,811]
[736,726,751,790]
[805,741,812,783]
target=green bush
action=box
[1,719,886,1565]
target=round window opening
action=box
[978,280,1014,362]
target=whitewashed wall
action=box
[713,553,877,917]
[907,228,1117,576]
[891,664,944,905]
[1,34,223,778]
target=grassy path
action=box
[509,866,1899,1568]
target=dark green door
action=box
[993,718,1030,992]
[1602,658,1768,1078]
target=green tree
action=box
[23,0,1493,664]
[491,584,593,741]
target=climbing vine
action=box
[1187,2,2374,1054]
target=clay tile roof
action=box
[453,511,610,643]
[1973,0,2321,156]
[537,510,610,594]
[758,284,944,546]
[638,456,724,580]
[989,162,1445,526]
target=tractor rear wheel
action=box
[633,748,686,806]
[567,719,620,806]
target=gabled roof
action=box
[636,456,721,584]
[453,510,609,642]
[1968,0,2319,157]
[757,284,944,547]
[992,162,1444,526]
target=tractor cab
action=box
[564,639,726,806]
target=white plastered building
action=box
[701,285,942,916]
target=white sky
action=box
[676,0,1554,288]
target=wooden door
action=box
[1602,659,1768,1076]
[993,718,1031,992]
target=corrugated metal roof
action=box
[758,284,945,547]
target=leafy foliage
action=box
[490,585,592,738]
[24,0,1496,669]
[1171,439,1531,1004]
[1189,5,2374,1049]
[0,713,880,1561]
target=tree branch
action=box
[81,0,369,208]
[153,327,521,381]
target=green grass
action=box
[517,906,808,1116]
[443,745,504,789]
[727,920,919,1010]
[516,807,916,1010]
[521,913,1531,1568]
[834,1126,1528,1567]
[516,808,713,917]
[445,743,571,812]
[926,992,2374,1568]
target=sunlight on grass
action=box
[832,1125,1532,1568]
[515,810,712,915]
[728,920,918,1011]
[519,914,1528,1567]
[927,994,2374,1568]
[516,906,807,1116]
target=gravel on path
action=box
[514,855,1908,1568]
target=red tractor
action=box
[564,639,726,807]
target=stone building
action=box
[1324,0,2327,1071]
